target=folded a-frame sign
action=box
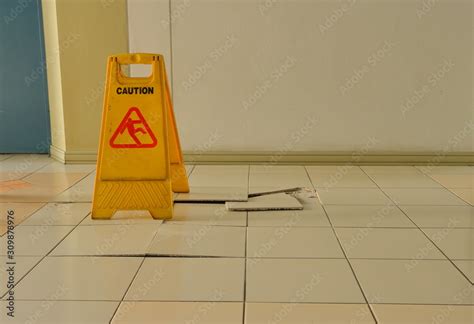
[92,53,189,219]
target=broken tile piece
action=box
[226,193,303,211]
[175,186,248,202]
[248,187,303,198]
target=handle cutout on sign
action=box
[123,64,153,78]
[116,64,155,84]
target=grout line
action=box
[186,164,195,177]
[14,163,54,181]
[418,169,473,200]
[18,157,56,180]
[3,254,464,261]
[413,169,473,283]
[7,298,471,306]
[109,256,147,323]
[303,166,379,324]
[0,222,81,300]
[0,155,15,162]
[242,164,250,324]
[360,168,474,285]
[43,171,95,202]
[7,298,474,306]
[11,202,49,229]
[419,169,473,206]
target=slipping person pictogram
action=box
[122,116,147,145]
[109,107,158,148]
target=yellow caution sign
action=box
[92,53,189,220]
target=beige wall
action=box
[128,0,473,161]
[42,0,128,162]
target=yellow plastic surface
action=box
[92,53,189,220]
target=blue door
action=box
[0,0,50,153]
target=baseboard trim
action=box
[50,146,97,164]
[50,149,474,165]
[183,151,474,165]
[49,145,66,163]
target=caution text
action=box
[116,87,154,95]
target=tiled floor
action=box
[0,155,473,323]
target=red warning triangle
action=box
[109,107,158,148]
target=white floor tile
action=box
[36,161,96,173]
[168,203,246,226]
[0,226,73,256]
[383,188,467,205]
[317,189,393,205]
[125,258,245,301]
[0,256,41,297]
[147,224,245,257]
[246,258,364,303]
[368,173,442,188]
[325,205,414,228]
[399,205,474,228]
[371,304,474,324]
[0,301,118,324]
[247,227,343,258]
[245,303,375,324]
[80,210,161,225]
[51,224,159,256]
[336,228,445,259]
[13,256,143,300]
[52,173,95,202]
[21,203,90,226]
[351,259,473,304]
[248,209,330,227]
[453,260,474,283]
[422,228,473,260]
[113,301,243,324]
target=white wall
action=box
[128,0,473,156]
